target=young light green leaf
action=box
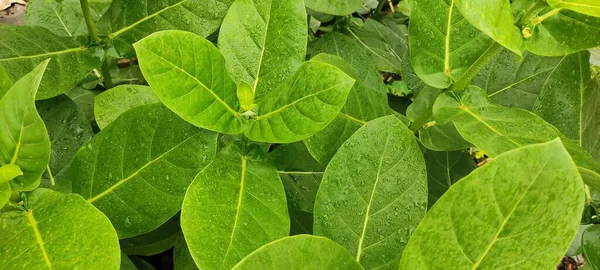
[400,139,584,269]
[582,225,600,269]
[0,60,51,192]
[232,235,362,270]
[134,30,244,134]
[219,0,307,100]
[237,81,255,112]
[120,214,180,256]
[0,164,23,184]
[25,0,111,37]
[63,104,218,238]
[314,115,427,269]
[305,0,363,16]
[94,85,160,129]
[181,142,289,269]
[424,150,475,208]
[0,25,104,100]
[409,0,496,88]
[304,54,390,165]
[245,61,355,143]
[173,234,199,270]
[0,189,121,269]
[454,0,523,54]
[547,0,600,18]
[98,0,233,57]
[36,95,94,189]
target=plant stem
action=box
[450,42,503,93]
[376,0,387,13]
[517,0,546,25]
[388,0,395,13]
[46,165,55,186]
[80,0,101,44]
[101,60,114,89]
[531,8,562,25]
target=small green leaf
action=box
[305,0,363,16]
[219,0,307,100]
[25,0,111,37]
[245,61,355,143]
[94,85,160,130]
[181,142,289,269]
[314,115,427,269]
[400,139,584,269]
[237,81,255,112]
[134,30,244,134]
[232,235,362,270]
[0,60,51,192]
[547,0,600,18]
[582,225,600,269]
[424,150,475,208]
[0,164,23,184]
[0,189,121,269]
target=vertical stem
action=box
[46,165,55,186]
[376,0,387,13]
[101,60,114,89]
[450,42,503,92]
[80,0,100,43]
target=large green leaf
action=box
[26,0,111,37]
[173,234,198,270]
[0,66,13,99]
[0,189,120,269]
[305,0,363,16]
[581,77,600,161]
[454,0,523,54]
[547,0,600,18]
[232,235,362,270]
[62,103,218,238]
[304,54,390,164]
[218,0,307,100]
[134,30,244,134]
[0,25,104,100]
[409,0,496,88]
[181,142,289,269]
[432,86,600,189]
[94,85,159,129]
[0,60,51,192]
[314,115,427,269]
[424,150,475,208]
[120,214,180,256]
[244,61,355,143]
[400,139,584,269]
[36,95,94,188]
[98,0,233,57]
[583,225,600,269]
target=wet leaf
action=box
[94,85,160,130]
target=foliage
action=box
[1,0,600,269]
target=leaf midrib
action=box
[220,155,247,269]
[0,47,85,63]
[26,210,53,270]
[108,0,190,39]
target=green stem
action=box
[517,0,546,25]
[101,60,114,89]
[46,165,55,186]
[450,42,503,93]
[79,0,100,44]
[376,0,387,13]
[531,8,562,25]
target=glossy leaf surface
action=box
[232,235,362,270]
[94,85,159,129]
[547,0,600,17]
[0,189,120,269]
[181,142,289,269]
[305,0,363,16]
[314,115,427,269]
[26,0,111,37]
[63,104,218,238]
[400,140,584,269]
[219,0,307,99]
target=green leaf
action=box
[0,60,51,192]
[120,253,137,270]
[67,86,102,123]
[583,225,600,269]
[98,0,233,57]
[581,77,600,162]
[304,54,390,165]
[305,0,363,16]
[181,142,289,269]
[347,18,408,74]
[244,61,355,143]
[94,85,160,130]
[289,209,314,235]
[0,189,121,269]
[525,8,600,56]
[400,139,584,269]
[433,86,600,189]
[424,150,475,208]
[409,0,496,88]
[0,164,23,184]
[314,115,427,269]
[567,224,592,256]
[25,0,111,37]
[62,103,218,238]
[218,0,307,100]
[0,66,12,99]
[173,234,199,270]
[134,30,244,134]
[120,214,181,256]
[454,0,523,54]
[0,25,104,100]
[36,95,94,189]
[237,81,255,112]
[232,235,362,270]
[547,0,600,18]
[0,182,9,207]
